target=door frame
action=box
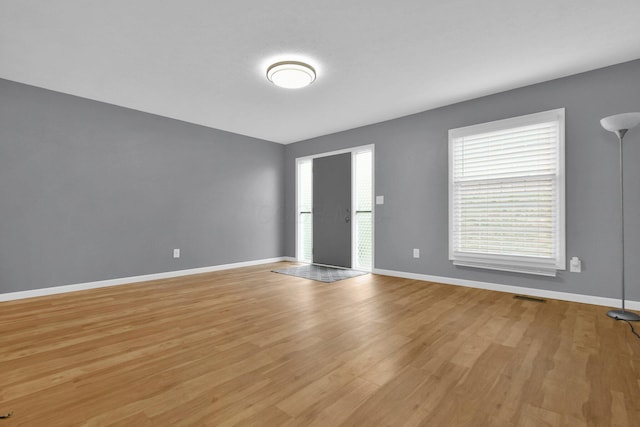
[295,144,375,271]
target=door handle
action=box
[345,216,351,223]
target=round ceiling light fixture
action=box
[266,61,316,89]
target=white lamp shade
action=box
[600,112,640,133]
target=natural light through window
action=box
[297,159,313,263]
[448,109,565,276]
[354,150,373,271]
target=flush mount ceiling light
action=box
[266,61,316,89]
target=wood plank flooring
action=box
[1,262,639,426]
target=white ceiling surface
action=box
[1,1,640,144]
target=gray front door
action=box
[313,153,352,268]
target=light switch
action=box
[376,195,384,205]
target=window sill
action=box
[452,260,559,277]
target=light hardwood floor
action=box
[1,262,639,426]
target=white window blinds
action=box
[448,109,565,276]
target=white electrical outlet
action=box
[570,256,581,272]
[173,248,180,259]
[376,195,384,205]
[413,248,420,258]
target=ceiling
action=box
[1,1,640,144]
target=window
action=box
[448,108,565,276]
[297,159,313,263]
[353,150,373,271]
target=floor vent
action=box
[514,295,547,303]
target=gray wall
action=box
[0,79,284,293]
[284,59,640,301]
[3,59,639,300]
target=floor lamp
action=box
[600,112,640,322]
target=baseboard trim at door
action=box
[372,268,640,310]
[0,257,289,302]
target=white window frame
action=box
[448,108,566,276]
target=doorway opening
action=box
[296,145,374,271]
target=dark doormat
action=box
[272,264,368,283]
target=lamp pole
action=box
[601,113,640,322]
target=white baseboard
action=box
[0,257,290,302]
[5,260,635,311]
[372,268,640,310]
